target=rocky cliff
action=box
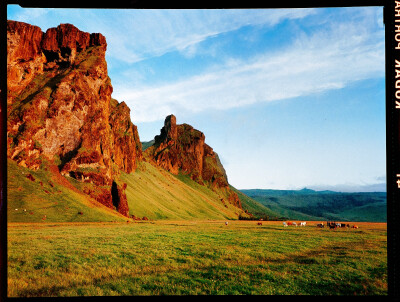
[145,115,242,209]
[7,21,142,216]
[7,20,244,219]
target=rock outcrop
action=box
[145,114,242,209]
[7,21,46,104]
[7,21,142,216]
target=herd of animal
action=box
[283,221,359,229]
[224,220,360,229]
[317,221,359,229]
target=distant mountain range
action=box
[240,188,387,222]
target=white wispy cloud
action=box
[101,8,318,63]
[113,13,384,123]
[8,7,52,24]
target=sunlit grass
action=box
[121,161,245,220]
[8,221,387,296]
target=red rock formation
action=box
[7,21,140,217]
[41,23,107,69]
[7,21,43,62]
[146,115,242,209]
[109,100,142,174]
[7,21,46,104]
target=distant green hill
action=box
[141,140,155,151]
[240,188,387,222]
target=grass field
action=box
[7,220,387,296]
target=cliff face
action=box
[7,21,46,104]
[7,21,142,216]
[146,115,242,209]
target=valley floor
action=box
[7,220,387,296]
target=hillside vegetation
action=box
[121,161,242,220]
[8,154,385,223]
[7,159,127,222]
[8,158,276,222]
[241,189,387,222]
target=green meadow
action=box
[7,221,387,296]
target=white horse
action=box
[300,222,306,226]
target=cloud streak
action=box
[102,9,318,63]
[113,14,384,123]
[8,7,384,123]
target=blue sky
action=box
[7,6,386,191]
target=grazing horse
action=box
[257,222,263,226]
[327,221,337,229]
[300,222,306,226]
[317,223,324,228]
[352,225,359,229]
[283,222,288,227]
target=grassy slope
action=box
[8,156,281,222]
[120,161,244,220]
[13,153,384,223]
[7,159,127,222]
[8,158,270,222]
[241,189,387,222]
